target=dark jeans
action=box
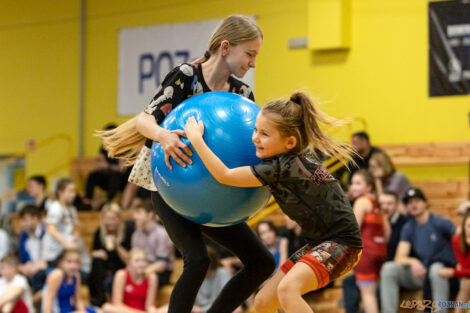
[343,274,360,313]
[151,191,276,313]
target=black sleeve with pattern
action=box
[250,158,280,186]
[144,64,193,125]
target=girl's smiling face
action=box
[224,37,262,79]
[252,112,296,159]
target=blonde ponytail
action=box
[95,116,146,166]
[261,92,357,168]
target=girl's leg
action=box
[277,262,318,313]
[358,283,379,313]
[455,278,470,313]
[253,270,285,313]
[151,192,210,313]
[202,223,276,313]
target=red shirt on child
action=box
[123,270,149,311]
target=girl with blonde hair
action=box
[88,203,132,306]
[98,15,275,313]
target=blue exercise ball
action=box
[151,91,270,226]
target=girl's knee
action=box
[254,292,269,312]
[277,278,297,305]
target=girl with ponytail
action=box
[185,91,363,313]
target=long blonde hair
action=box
[98,15,263,165]
[261,91,356,167]
[99,202,125,250]
[96,116,145,166]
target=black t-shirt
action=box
[143,62,254,148]
[92,224,133,273]
[251,153,363,249]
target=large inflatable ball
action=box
[151,91,270,226]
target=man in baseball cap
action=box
[402,187,427,205]
[380,187,457,313]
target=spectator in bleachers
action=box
[88,203,133,306]
[380,187,457,313]
[334,131,382,191]
[347,132,382,183]
[17,205,47,293]
[0,226,10,260]
[192,246,242,313]
[203,239,242,276]
[0,255,34,313]
[456,200,470,216]
[350,170,389,313]
[438,210,470,313]
[131,200,174,287]
[43,178,89,274]
[41,249,96,313]
[43,178,79,267]
[102,249,157,313]
[83,148,127,211]
[369,152,411,203]
[255,220,288,269]
[378,191,410,261]
[25,176,50,214]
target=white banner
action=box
[118,19,255,115]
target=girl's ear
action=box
[220,40,230,56]
[285,136,297,151]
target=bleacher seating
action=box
[7,140,465,311]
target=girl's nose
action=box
[249,57,256,68]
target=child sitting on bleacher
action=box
[41,249,97,313]
[193,247,242,313]
[350,170,390,313]
[131,200,174,287]
[17,205,47,293]
[0,255,34,313]
[43,178,89,273]
[102,249,158,313]
[255,220,288,269]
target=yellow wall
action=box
[0,0,80,184]
[1,0,468,186]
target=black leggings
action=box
[151,192,276,313]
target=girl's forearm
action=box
[190,136,230,183]
[136,112,167,142]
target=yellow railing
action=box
[0,133,74,177]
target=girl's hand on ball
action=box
[185,116,205,141]
[161,129,192,170]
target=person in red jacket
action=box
[438,210,470,313]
